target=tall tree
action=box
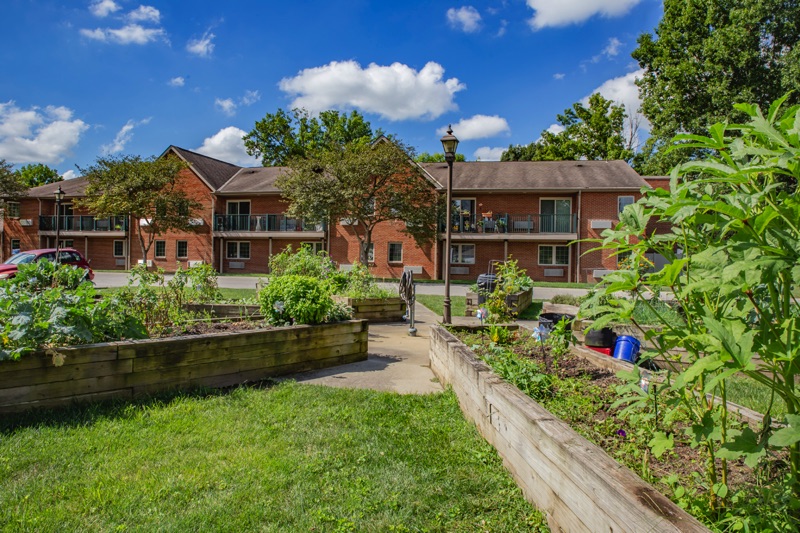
[0,159,26,209]
[278,140,438,264]
[15,163,62,188]
[243,108,375,166]
[77,155,201,263]
[632,0,800,175]
[501,93,633,162]
[414,152,466,163]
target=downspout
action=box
[38,198,43,248]
[575,190,582,283]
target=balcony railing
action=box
[213,214,323,233]
[39,216,128,232]
[443,213,578,234]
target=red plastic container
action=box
[586,346,612,356]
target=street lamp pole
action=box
[54,185,65,263]
[440,126,459,324]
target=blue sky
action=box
[0,0,663,177]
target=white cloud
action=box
[215,98,237,117]
[90,0,120,18]
[195,127,260,167]
[0,102,88,164]
[101,117,151,155]
[447,6,482,33]
[241,90,260,106]
[169,76,185,87]
[128,5,161,24]
[80,24,166,45]
[437,115,510,141]
[546,123,566,135]
[279,60,465,121]
[473,147,506,161]
[187,30,215,57]
[585,69,645,124]
[526,0,641,29]
[61,170,77,180]
[603,37,623,57]
[496,20,508,37]
[553,72,565,80]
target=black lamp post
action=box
[54,185,65,263]
[440,126,459,324]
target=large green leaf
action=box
[770,414,800,447]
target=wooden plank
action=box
[0,373,132,405]
[0,344,120,373]
[0,359,133,387]
[0,389,133,414]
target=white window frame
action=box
[450,243,476,265]
[5,202,20,218]
[113,240,126,257]
[618,195,635,214]
[538,245,570,266]
[176,240,188,259]
[366,242,375,263]
[155,240,167,259]
[226,241,251,259]
[301,242,324,253]
[388,242,403,263]
[226,200,251,215]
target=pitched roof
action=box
[166,146,242,190]
[26,176,89,198]
[217,167,289,195]
[420,160,648,192]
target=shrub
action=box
[550,294,581,306]
[258,275,334,325]
[483,258,533,323]
[339,262,392,299]
[268,245,336,279]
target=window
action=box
[450,243,475,264]
[452,198,476,232]
[5,202,20,218]
[540,199,572,233]
[539,245,570,266]
[227,201,251,231]
[10,239,20,253]
[59,240,73,248]
[176,241,188,259]
[618,196,634,214]
[301,242,324,253]
[617,250,632,267]
[367,243,375,263]
[113,240,126,257]
[155,240,166,258]
[388,243,403,263]
[227,241,250,259]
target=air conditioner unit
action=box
[137,259,153,267]
[19,219,33,227]
[188,218,204,226]
[188,260,204,267]
[590,220,612,229]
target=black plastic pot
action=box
[538,312,575,332]
[584,327,617,348]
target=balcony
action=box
[213,214,325,238]
[39,216,128,234]
[443,213,578,240]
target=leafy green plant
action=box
[268,244,337,279]
[258,275,334,325]
[581,94,800,515]
[549,294,581,306]
[487,324,513,345]
[546,318,576,363]
[0,261,146,362]
[481,258,533,323]
[339,262,392,298]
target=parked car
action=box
[0,248,94,280]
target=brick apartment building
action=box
[0,146,661,283]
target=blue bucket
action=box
[613,335,641,363]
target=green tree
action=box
[502,93,633,162]
[243,108,375,166]
[632,0,800,175]
[77,155,201,263]
[278,140,438,264]
[0,159,26,211]
[414,152,466,163]
[15,163,62,188]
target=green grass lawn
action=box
[0,383,546,532]
[415,295,543,321]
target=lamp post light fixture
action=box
[54,185,65,263]
[440,125,459,324]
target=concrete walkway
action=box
[294,302,539,394]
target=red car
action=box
[0,248,94,280]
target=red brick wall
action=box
[215,237,324,275]
[1,199,41,260]
[329,219,435,279]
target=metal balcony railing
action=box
[39,215,128,232]
[213,214,323,233]
[443,213,577,234]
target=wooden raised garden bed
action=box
[332,296,406,322]
[428,325,709,533]
[184,303,262,319]
[0,320,368,414]
[465,288,532,317]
